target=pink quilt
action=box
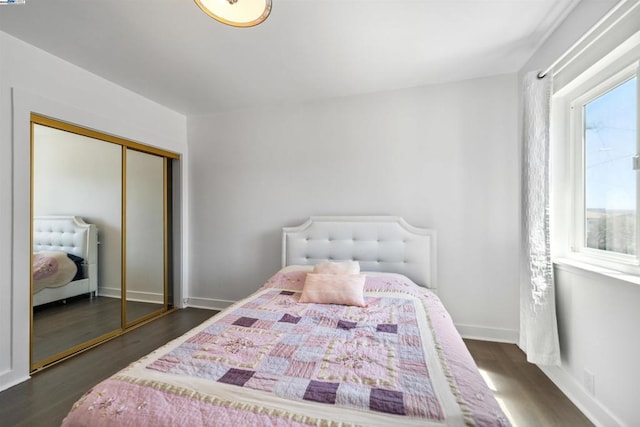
[62,270,509,426]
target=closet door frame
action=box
[29,113,179,373]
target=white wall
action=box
[553,266,640,426]
[187,74,521,342]
[520,1,636,426]
[0,31,188,391]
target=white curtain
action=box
[520,71,560,366]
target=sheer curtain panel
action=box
[520,71,561,366]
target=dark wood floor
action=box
[34,295,164,363]
[1,309,592,427]
[465,339,593,427]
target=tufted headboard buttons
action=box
[33,216,98,264]
[282,216,437,290]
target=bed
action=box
[61,216,509,426]
[32,216,98,307]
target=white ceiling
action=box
[0,0,581,115]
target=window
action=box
[567,64,639,270]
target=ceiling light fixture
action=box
[194,0,271,28]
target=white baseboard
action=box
[184,297,234,311]
[539,365,623,427]
[0,373,30,393]
[99,286,121,299]
[125,290,164,304]
[455,323,519,344]
[99,287,163,304]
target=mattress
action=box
[61,268,509,426]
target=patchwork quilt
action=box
[61,270,509,426]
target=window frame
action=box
[565,61,640,273]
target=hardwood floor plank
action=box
[465,339,593,427]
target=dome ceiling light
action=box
[194,0,271,28]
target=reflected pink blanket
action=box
[62,271,509,426]
[32,251,77,293]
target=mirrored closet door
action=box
[30,114,178,372]
[31,124,123,368]
[125,149,167,326]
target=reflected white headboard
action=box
[282,216,437,289]
[33,216,97,264]
[32,216,99,306]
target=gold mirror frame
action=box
[30,114,179,372]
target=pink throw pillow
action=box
[299,273,366,307]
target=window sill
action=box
[553,258,640,286]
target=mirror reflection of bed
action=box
[32,216,109,363]
[31,120,170,370]
[31,216,164,363]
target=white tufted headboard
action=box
[282,216,437,290]
[32,216,99,305]
[33,216,97,264]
